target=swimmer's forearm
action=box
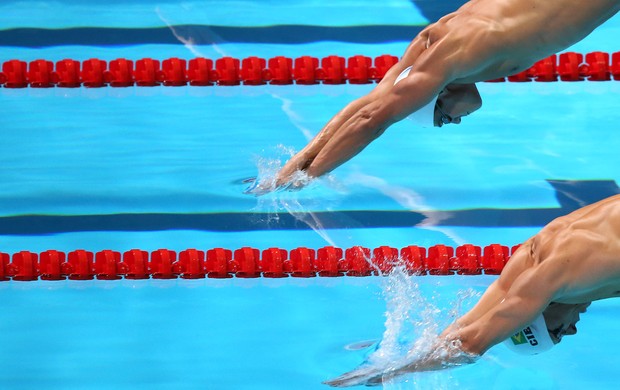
[284,73,407,179]
[399,348,480,373]
[303,90,405,177]
[457,284,555,355]
[274,95,378,186]
[324,338,479,387]
[305,111,390,178]
[279,65,442,183]
[358,339,480,386]
[301,94,377,157]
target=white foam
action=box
[363,267,482,384]
[247,149,345,247]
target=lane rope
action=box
[0,244,518,281]
[1,52,619,88]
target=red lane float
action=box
[151,249,177,279]
[0,244,523,281]
[39,250,66,280]
[106,59,134,87]
[288,247,316,277]
[2,52,619,88]
[187,58,215,86]
[81,58,107,88]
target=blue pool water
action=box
[1,1,620,389]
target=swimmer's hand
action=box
[323,364,385,387]
[243,173,310,196]
[244,156,314,196]
[324,338,480,387]
[274,151,316,190]
[325,361,428,388]
[243,177,275,196]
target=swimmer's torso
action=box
[418,0,620,83]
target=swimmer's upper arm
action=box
[377,32,490,123]
[380,70,446,123]
[359,37,449,124]
[462,264,563,354]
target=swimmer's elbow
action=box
[355,107,389,139]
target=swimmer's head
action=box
[394,66,482,127]
[435,83,482,127]
[542,302,590,344]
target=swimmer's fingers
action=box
[242,177,289,196]
[243,154,315,196]
[243,177,309,196]
[243,185,273,196]
[274,168,314,193]
[242,178,260,194]
[275,152,314,188]
[243,178,276,196]
[323,366,384,387]
[278,178,308,192]
[363,375,386,386]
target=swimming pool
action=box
[1,1,620,389]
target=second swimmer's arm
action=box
[301,71,445,179]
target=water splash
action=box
[366,266,440,366]
[243,144,300,195]
[364,267,482,387]
[246,148,485,388]
[244,147,341,247]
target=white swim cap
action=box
[393,65,437,128]
[503,314,555,355]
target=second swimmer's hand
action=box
[274,152,315,189]
[243,152,315,196]
[323,365,385,387]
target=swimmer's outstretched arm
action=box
[324,337,480,387]
[448,242,537,329]
[274,70,444,189]
[273,38,448,190]
[325,263,561,387]
[273,88,390,187]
